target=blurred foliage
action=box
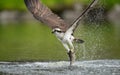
[0,0,25,11]
[0,0,74,11]
[103,0,120,8]
[0,0,120,11]
[80,0,120,9]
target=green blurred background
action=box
[0,0,120,61]
[0,0,120,10]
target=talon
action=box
[67,51,76,66]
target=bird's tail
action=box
[74,39,84,44]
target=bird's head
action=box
[52,28,63,34]
[52,28,65,39]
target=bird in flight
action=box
[24,0,98,66]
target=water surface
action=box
[0,60,120,75]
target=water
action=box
[0,23,120,75]
[0,5,120,75]
[0,60,120,75]
[74,24,120,60]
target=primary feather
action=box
[24,0,69,32]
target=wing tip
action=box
[24,0,38,8]
[24,0,31,9]
[24,0,39,13]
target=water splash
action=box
[81,44,86,59]
[0,60,120,75]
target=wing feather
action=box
[24,0,69,32]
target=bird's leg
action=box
[62,42,76,66]
[67,50,75,66]
[67,40,76,66]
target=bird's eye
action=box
[56,30,62,33]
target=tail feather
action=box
[74,39,84,44]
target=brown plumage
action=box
[24,0,98,66]
[24,0,69,32]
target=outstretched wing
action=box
[24,0,69,32]
[70,0,98,32]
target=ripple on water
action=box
[0,60,120,75]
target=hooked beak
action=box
[51,31,55,34]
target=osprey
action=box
[24,0,98,66]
